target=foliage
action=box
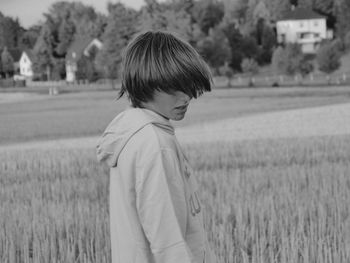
[1,47,14,77]
[197,27,231,72]
[95,3,137,83]
[264,0,290,22]
[56,18,75,56]
[138,0,194,41]
[284,43,304,76]
[297,0,313,9]
[222,0,248,27]
[192,0,224,35]
[32,21,55,80]
[241,58,258,86]
[271,46,285,75]
[218,62,234,87]
[240,36,260,61]
[344,31,350,51]
[0,12,23,49]
[335,0,350,39]
[317,40,341,75]
[272,44,305,76]
[19,25,41,50]
[76,46,100,82]
[221,22,244,72]
[3,0,350,80]
[298,56,314,77]
[257,25,276,65]
[50,58,66,81]
[241,58,259,75]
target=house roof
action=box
[279,8,325,21]
[23,49,35,61]
[0,48,23,62]
[66,36,99,63]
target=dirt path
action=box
[1,102,350,151]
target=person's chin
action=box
[171,113,186,121]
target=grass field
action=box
[1,135,350,262]
[1,86,350,262]
[1,86,350,145]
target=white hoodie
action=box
[96,107,215,263]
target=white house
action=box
[65,37,103,82]
[276,8,333,53]
[19,50,34,77]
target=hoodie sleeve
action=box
[136,148,194,263]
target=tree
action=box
[137,0,167,33]
[96,3,137,87]
[76,56,93,82]
[264,0,290,21]
[241,58,259,86]
[240,36,260,60]
[344,31,350,51]
[56,18,75,56]
[219,62,234,87]
[222,0,248,27]
[47,1,106,39]
[283,43,303,76]
[313,0,334,17]
[317,40,341,82]
[335,0,350,40]
[137,0,195,41]
[297,0,313,9]
[32,21,55,80]
[197,27,231,73]
[271,43,304,76]
[19,25,41,50]
[257,25,276,65]
[0,13,23,49]
[271,46,286,76]
[1,47,14,78]
[76,45,99,82]
[192,0,224,35]
[221,21,244,71]
[252,1,270,29]
[298,56,314,78]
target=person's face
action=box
[142,90,192,121]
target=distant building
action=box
[276,8,333,53]
[65,37,103,82]
[19,50,34,77]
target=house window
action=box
[300,22,304,27]
[314,21,318,27]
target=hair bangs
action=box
[120,31,212,107]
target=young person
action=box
[97,31,215,263]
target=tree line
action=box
[0,0,350,82]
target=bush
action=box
[241,58,258,87]
[0,79,14,88]
[317,41,341,75]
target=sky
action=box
[0,0,146,28]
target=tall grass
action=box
[0,149,110,263]
[1,135,350,262]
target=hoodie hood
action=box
[96,107,174,167]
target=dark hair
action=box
[119,31,212,107]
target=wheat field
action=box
[1,135,350,262]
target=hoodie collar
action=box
[96,107,174,167]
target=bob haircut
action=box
[119,31,212,107]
